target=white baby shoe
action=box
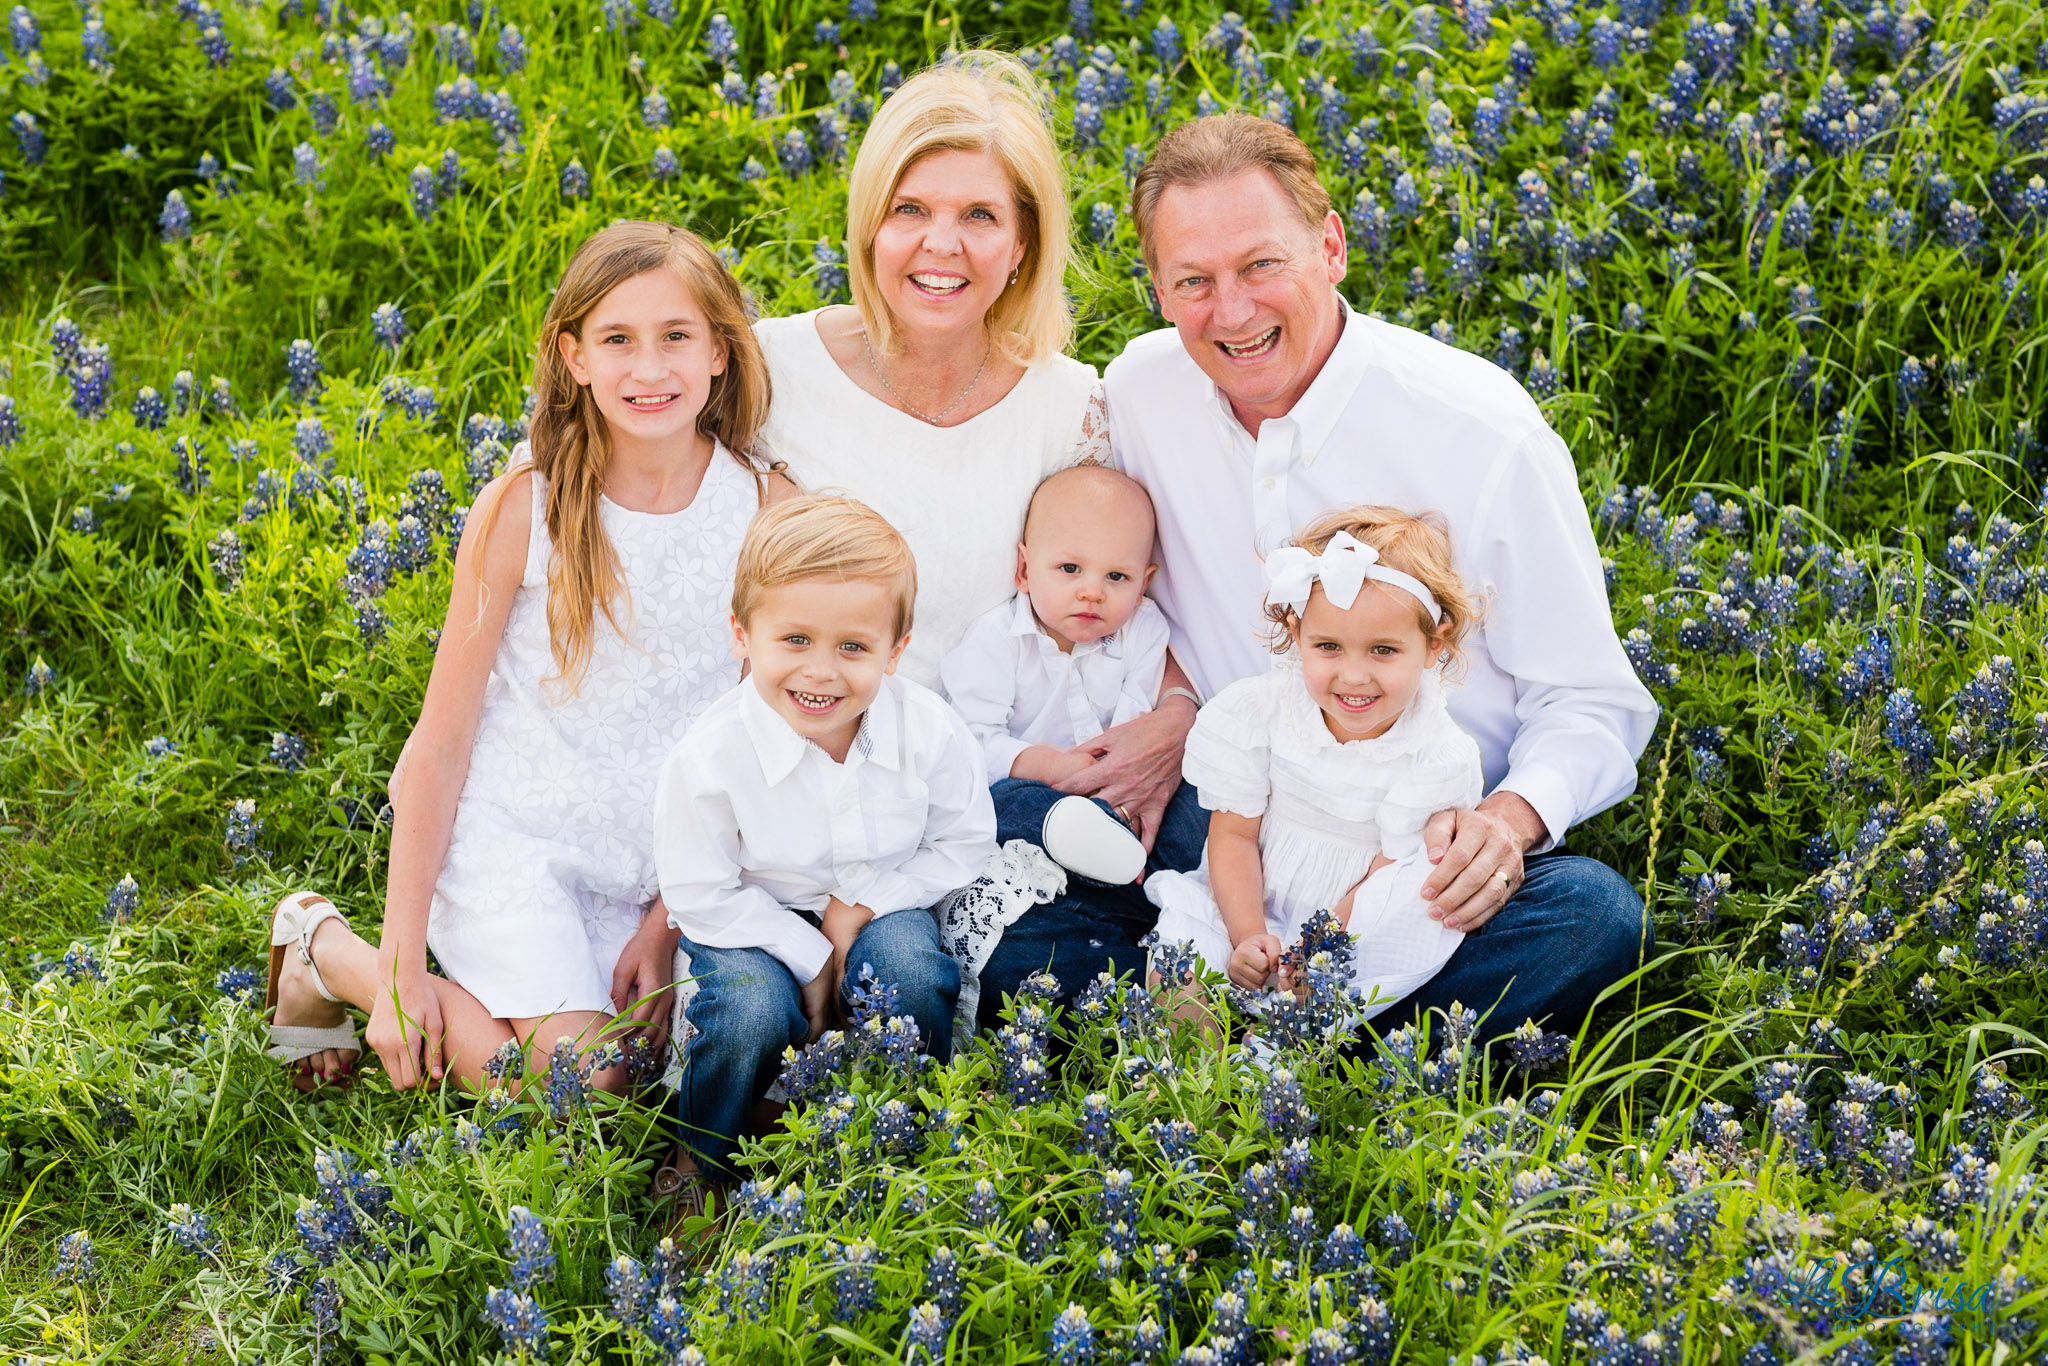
[1040,795,1147,885]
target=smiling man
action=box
[1106,114,1660,1040]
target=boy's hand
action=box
[1226,932,1284,991]
[820,898,875,1020]
[799,970,832,1042]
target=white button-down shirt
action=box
[652,674,997,982]
[1104,296,1658,849]
[938,591,1173,784]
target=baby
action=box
[653,494,995,1179]
[941,463,1205,886]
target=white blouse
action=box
[1183,653,1484,934]
[651,674,997,983]
[938,592,1173,784]
[754,310,1110,689]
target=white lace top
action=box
[753,310,1110,689]
[450,448,757,908]
[1185,652,1485,928]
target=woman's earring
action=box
[1009,267,1019,285]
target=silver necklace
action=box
[864,332,992,426]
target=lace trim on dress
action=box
[1069,381,1113,467]
[935,839,1068,1048]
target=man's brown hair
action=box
[1130,114,1333,268]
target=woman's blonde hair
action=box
[498,221,770,696]
[845,50,1072,365]
[732,495,919,642]
[1265,505,1481,677]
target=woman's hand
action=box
[1054,697,1195,850]
[366,955,444,1090]
[609,898,683,1058]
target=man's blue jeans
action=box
[672,907,958,1177]
[977,777,1208,1027]
[1364,851,1654,1044]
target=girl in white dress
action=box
[262,221,791,1092]
[1145,505,1484,1015]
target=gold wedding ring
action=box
[1116,804,1132,825]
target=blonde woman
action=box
[753,52,1201,1026]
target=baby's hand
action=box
[799,970,832,1042]
[1226,932,1285,991]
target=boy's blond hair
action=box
[732,495,918,641]
[1265,505,1481,677]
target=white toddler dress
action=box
[1144,652,1483,1015]
[426,448,758,1019]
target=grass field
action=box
[2,0,2046,1360]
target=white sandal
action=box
[264,892,361,1086]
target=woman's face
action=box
[870,147,1029,346]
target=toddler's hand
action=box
[799,969,832,1042]
[820,898,875,1023]
[1226,932,1284,992]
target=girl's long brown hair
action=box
[490,221,770,696]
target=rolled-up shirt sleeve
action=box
[833,707,998,915]
[938,613,1029,783]
[1472,429,1659,850]
[654,744,833,983]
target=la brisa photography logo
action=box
[1786,1256,2000,1327]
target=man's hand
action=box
[819,898,875,1021]
[1419,792,1547,932]
[366,956,444,1090]
[609,897,682,1058]
[1054,697,1195,851]
[1226,931,1285,991]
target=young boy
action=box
[653,495,995,1180]
[940,463,1205,886]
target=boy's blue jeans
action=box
[673,907,957,1178]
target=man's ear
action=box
[1320,207,1349,287]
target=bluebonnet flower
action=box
[284,339,324,402]
[10,109,44,166]
[705,11,737,65]
[267,730,311,773]
[370,302,409,352]
[209,529,243,588]
[832,1238,881,1320]
[169,1204,224,1259]
[403,162,440,219]
[196,24,232,68]
[1882,689,1937,779]
[647,0,677,25]
[0,394,17,449]
[225,798,264,865]
[777,128,813,177]
[52,1231,100,1284]
[483,1286,548,1356]
[1377,1212,1414,1266]
[642,89,670,128]
[103,874,140,923]
[68,342,113,420]
[159,189,194,243]
[1508,1019,1572,1071]
[558,159,590,199]
[355,121,394,161]
[505,1206,553,1288]
[68,504,98,535]
[1049,1302,1097,1364]
[437,148,465,197]
[495,23,526,74]
[648,147,679,180]
[131,386,168,430]
[814,239,847,298]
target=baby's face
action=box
[1016,487,1157,651]
[1292,583,1441,742]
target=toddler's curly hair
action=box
[1264,504,1482,678]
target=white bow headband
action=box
[1264,530,1443,623]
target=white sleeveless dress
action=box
[1145,654,1484,1015]
[427,448,757,1019]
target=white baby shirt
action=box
[939,591,1173,784]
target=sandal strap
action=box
[267,1022,361,1063]
[275,894,348,1005]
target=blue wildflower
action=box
[52,1231,100,1284]
[705,11,737,65]
[505,1206,553,1289]
[169,1204,224,1259]
[224,798,264,866]
[483,1286,548,1356]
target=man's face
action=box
[1148,168,1349,428]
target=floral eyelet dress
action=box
[425,448,757,1020]
[1143,652,1484,1015]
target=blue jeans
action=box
[673,906,959,1177]
[977,778,1208,1027]
[1363,851,1655,1044]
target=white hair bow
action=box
[1264,529,1443,623]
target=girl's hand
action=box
[366,957,444,1090]
[609,899,682,1057]
[1226,932,1284,991]
[799,969,832,1042]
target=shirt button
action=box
[1304,450,1318,466]
[1262,476,1277,490]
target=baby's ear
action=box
[1014,542,1031,591]
[1143,562,1160,590]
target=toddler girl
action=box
[263,221,789,1093]
[1145,505,1482,1012]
